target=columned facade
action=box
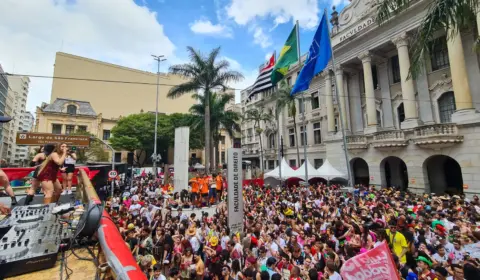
[240,0,480,195]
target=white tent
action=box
[193,163,205,169]
[291,159,322,180]
[316,159,346,180]
[264,157,297,179]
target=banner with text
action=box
[227,148,244,235]
[340,242,399,280]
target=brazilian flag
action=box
[271,24,299,85]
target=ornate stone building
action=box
[241,0,480,195]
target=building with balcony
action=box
[4,75,30,165]
[241,0,480,195]
[0,64,9,160]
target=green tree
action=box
[243,107,273,173]
[190,92,241,168]
[70,130,110,163]
[165,113,205,150]
[275,80,301,166]
[167,46,244,171]
[376,0,479,78]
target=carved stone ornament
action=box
[358,51,372,63]
[392,33,409,48]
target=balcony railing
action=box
[371,130,408,150]
[412,123,463,149]
[346,135,368,151]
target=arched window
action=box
[67,105,77,115]
[268,134,275,149]
[438,91,456,123]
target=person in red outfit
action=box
[37,142,68,204]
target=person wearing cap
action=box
[416,256,436,280]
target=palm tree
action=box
[275,80,301,167]
[167,47,244,171]
[376,0,479,78]
[189,92,241,169]
[243,107,273,173]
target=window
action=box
[376,110,382,127]
[298,99,304,114]
[300,126,307,146]
[269,134,275,149]
[372,65,378,89]
[289,159,296,168]
[314,159,324,169]
[438,91,456,123]
[301,159,305,165]
[66,105,77,115]
[430,37,449,71]
[65,125,75,135]
[391,55,401,83]
[311,92,319,109]
[52,124,62,134]
[287,77,292,86]
[77,126,87,132]
[289,128,295,147]
[268,160,275,170]
[334,117,339,133]
[221,151,226,163]
[313,122,321,144]
[103,130,111,140]
[397,103,405,126]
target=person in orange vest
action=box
[190,173,200,207]
[215,173,223,203]
[200,174,209,206]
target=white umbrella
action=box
[264,157,297,179]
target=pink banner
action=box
[340,242,400,280]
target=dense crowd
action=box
[105,173,480,280]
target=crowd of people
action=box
[105,173,480,280]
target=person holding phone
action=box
[61,147,77,195]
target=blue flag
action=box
[291,13,332,95]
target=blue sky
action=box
[0,0,349,111]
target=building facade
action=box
[4,75,31,165]
[50,52,196,120]
[241,0,480,195]
[0,65,9,160]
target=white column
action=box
[335,66,349,131]
[392,33,421,128]
[358,51,378,133]
[322,71,335,133]
[447,29,480,124]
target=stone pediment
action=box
[331,0,379,46]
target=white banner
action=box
[227,148,243,235]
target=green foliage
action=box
[167,46,244,171]
[243,107,273,172]
[70,130,110,163]
[376,0,479,79]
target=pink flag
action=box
[340,242,400,280]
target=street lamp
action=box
[151,55,167,178]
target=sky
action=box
[0,0,349,113]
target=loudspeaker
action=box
[127,152,134,165]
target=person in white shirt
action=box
[61,149,77,195]
[129,200,141,217]
[449,240,465,265]
[432,245,449,266]
[152,264,166,280]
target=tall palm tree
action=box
[243,107,273,174]
[376,0,479,78]
[167,47,244,171]
[189,92,241,168]
[275,80,301,167]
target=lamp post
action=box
[151,55,167,179]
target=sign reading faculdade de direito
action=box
[227,148,244,236]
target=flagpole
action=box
[325,9,353,187]
[295,21,309,184]
[274,50,283,187]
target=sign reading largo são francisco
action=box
[16,132,91,147]
[227,148,244,235]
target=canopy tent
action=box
[291,159,323,180]
[264,157,297,179]
[193,163,205,169]
[316,159,346,180]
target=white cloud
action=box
[222,57,258,103]
[265,52,274,61]
[252,27,272,49]
[0,0,176,113]
[190,19,233,38]
[226,0,320,29]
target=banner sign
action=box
[227,148,244,235]
[16,132,90,146]
[340,242,399,280]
